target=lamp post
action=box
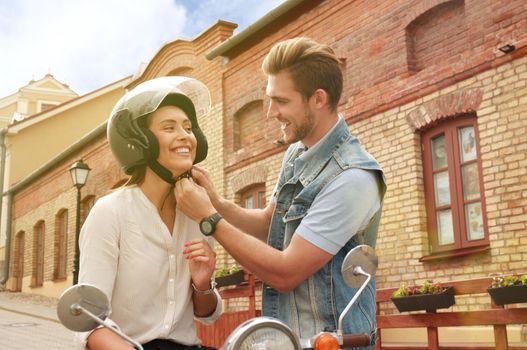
[69,159,91,285]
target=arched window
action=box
[54,209,68,280]
[422,114,488,256]
[31,221,45,287]
[233,100,264,151]
[240,184,266,209]
[81,195,96,225]
[406,0,466,72]
[13,231,25,292]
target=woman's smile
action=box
[148,105,197,175]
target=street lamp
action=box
[69,159,91,285]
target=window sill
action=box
[419,245,490,262]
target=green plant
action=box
[489,274,527,288]
[215,264,239,278]
[392,280,447,298]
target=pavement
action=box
[0,289,76,349]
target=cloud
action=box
[0,0,284,97]
[0,0,186,96]
[179,0,284,37]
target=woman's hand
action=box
[185,238,219,318]
[183,238,216,290]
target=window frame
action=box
[240,184,266,209]
[422,115,489,255]
[14,231,25,292]
[37,100,59,113]
[233,100,265,151]
[54,209,68,281]
[31,221,45,287]
[81,195,96,225]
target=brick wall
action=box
[9,135,125,293]
[7,0,527,317]
[357,55,527,313]
[217,0,527,170]
[215,0,527,311]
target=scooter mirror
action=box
[341,245,378,288]
[57,283,110,332]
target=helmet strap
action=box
[148,160,192,185]
[149,160,176,185]
[174,170,192,182]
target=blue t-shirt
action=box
[271,118,381,254]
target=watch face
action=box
[201,221,213,234]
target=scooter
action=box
[57,244,377,350]
[57,282,144,350]
[220,244,378,350]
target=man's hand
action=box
[191,166,222,207]
[175,177,216,222]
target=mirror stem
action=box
[74,304,144,350]
[337,266,371,339]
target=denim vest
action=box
[262,117,386,348]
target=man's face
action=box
[266,71,315,145]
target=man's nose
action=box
[267,101,278,119]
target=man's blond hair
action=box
[262,37,343,111]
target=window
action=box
[40,103,57,112]
[14,231,25,292]
[54,210,68,280]
[234,100,264,151]
[241,184,266,209]
[406,0,466,72]
[32,221,45,287]
[81,195,96,225]
[38,101,59,112]
[422,115,488,255]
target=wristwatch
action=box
[199,212,223,236]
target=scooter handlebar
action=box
[342,333,371,348]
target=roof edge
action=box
[206,0,307,60]
[128,20,238,88]
[8,76,131,133]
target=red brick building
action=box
[5,0,527,344]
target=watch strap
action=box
[191,281,218,295]
[199,212,223,236]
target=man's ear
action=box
[311,89,330,110]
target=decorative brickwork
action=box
[406,89,484,131]
[230,165,268,194]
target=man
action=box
[176,37,386,346]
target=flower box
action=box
[487,285,527,305]
[391,286,455,312]
[215,270,245,288]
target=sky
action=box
[0,0,285,98]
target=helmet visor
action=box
[113,76,211,122]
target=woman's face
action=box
[148,105,197,177]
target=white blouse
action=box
[74,186,221,348]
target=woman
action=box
[75,77,221,350]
